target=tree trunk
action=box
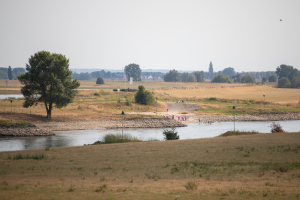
[45,102,52,119]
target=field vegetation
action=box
[0,80,299,122]
[1,132,300,199]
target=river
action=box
[0,120,299,152]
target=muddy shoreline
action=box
[1,113,300,137]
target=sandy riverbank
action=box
[1,113,300,137]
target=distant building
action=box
[209,61,214,79]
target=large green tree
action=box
[124,63,141,81]
[164,69,181,82]
[18,51,80,118]
[276,64,298,81]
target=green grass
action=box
[103,133,142,144]
[0,120,34,128]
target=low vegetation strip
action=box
[0,120,35,128]
[219,131,260,137]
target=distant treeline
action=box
[0,67,278,82]
[0,67,25,80]
[71,70,164,80]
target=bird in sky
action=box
[280,19,282,21]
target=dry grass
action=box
[154,85,300,104]
[1,132,300,199]
[1,81,299,121]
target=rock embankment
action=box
[37,118,186,132]
[0,127,54,137]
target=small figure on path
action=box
[199,119,200,124]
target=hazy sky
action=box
[1,0,299,72]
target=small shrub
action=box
[270,122,284,133]
[93,92,100,96]
[162,128,179,140]
[206,97,217,101]
[185,181,198,190]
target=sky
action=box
[0,0,299,72]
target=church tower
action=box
[209,61,213,78]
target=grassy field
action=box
[0,80,299,122]
[0,132,300,199]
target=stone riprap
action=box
[0,127,54,137]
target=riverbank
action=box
[1,113,300,137]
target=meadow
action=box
[0,80,299,122]
[0,132,300,199]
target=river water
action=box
[1,120,299,152]
[0,94,24,99]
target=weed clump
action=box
[270,122,285,133]
[103,133,141,144]
[184,181,198,190]
[13,153,46,160]
[219,131,259,137]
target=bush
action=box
[162,128,179,140]
[96,77,104,84]
[270,122,284,133]
[262,77,267,83]
[135,85,155,105]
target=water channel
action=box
[0,120,299,152]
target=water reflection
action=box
[0,120,299,152]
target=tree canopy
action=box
[124,63,141,81]
[241,74,255,83]
[193,71,205,82]
[268,74,277,82]
[211,74,233,83]
[278,77,291,88]
[222,67,235,77]
[186,74,197,82]
[164,69,181,82]
[134,85,155,105]
[96,77,104,84]
[276,64,298,81]
[18,51,80,118]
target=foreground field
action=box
[0,132,300,199]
